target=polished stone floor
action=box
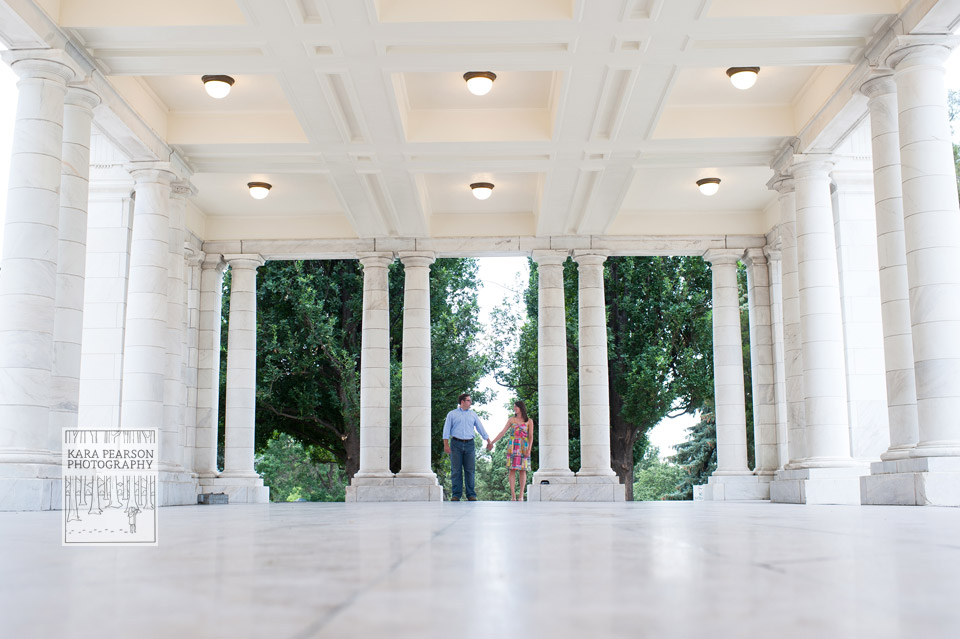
[2,501,959,638]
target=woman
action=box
[488,400,535,501]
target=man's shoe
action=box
[467,496,478,501]
[450,497,460,501]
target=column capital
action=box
[763,244,782,263]
[702,248,743,266]
[357,252,394,269]
[126,161,178,186]
[398,251,435,268]
[184,245,205,268]
[171,180,198,199]
[572,250,608,267]
[223,254,265,271]
[64,85,101,111]
[532,249,569,266]
[201,253,226,273]
[1,49,79,83]
[790,156,835,180]
[742,248,767,268]
[880,35,960,70]
[859,73,896,100]
[769,175,795,195]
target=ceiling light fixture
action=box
[463,71,497,96]
[202,74,235,99]
[696,177,721,196]
[247,182,272,199]
[470,182,495,200]
[726,67,760,90]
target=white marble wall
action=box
[532,250,574,481]
[48,87,99,442]
[573,251,617,480]
[861,74,920,461]
[792,159,854,466]
[353,253,395,482]
[195,254,225,476]
[162,187,189,472]
[703,249,750,475]
[766,245,790,469]
[830,167,890,461]
[889,42,960,458]
[221,254,264,478]
[182,245,203,475]
[773,179,807,466]
[397,251,438,482]
[744,248,779,475]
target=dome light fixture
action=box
[247,181,272,200]
[463,71,497,96]
[202,74,235,99]
[696,177,721,196]
[470,182,495,200]
[726,67,760,90]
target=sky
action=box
[0,44,959,462]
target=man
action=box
[442,393,490,501]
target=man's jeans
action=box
[449,438,477,499]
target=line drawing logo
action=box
[62,429,159,546]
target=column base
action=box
[694,474,771,501]
[159,469,199,506]
[527,474,625,502]
[770,466,868,505]
[345,475,443,502]
[860,457,960,506]
[198,475,269,504]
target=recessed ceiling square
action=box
[375,0,575,22]
[192,173,344,218]
[422,172,541,216]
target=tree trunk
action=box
[344,429,360,479]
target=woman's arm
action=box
[527,419,534,449]
[490,419,512,445]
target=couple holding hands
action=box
[441,393,534,502]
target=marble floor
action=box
[1,501,959,639]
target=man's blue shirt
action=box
[442,407,489,441]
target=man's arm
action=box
[473,412,490,442]
[442,411,452,454]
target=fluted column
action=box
[744,248,778,475]
[703,249,749,475]
[774,178,807,466]
[48,86,100,439]
[396,251,437,482]
[220,255,264,478]
[888,41,960,458]
[120,164,177,451]
[353,253,394,480]
[532,250,573,480]
[573,251,616,479]
[0,55,74,475]
[793,158,854,466]
[766,245,790,469]
[861,74,919,460]
[195,254,226,477]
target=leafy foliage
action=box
[668,406,717,500]
[633,446,685,501]
[255,432,347,502]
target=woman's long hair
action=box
[514,400,528,422]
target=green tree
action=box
[255,432,348,502]
[669,405,717,500]
[633,446,685,501]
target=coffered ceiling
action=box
[4,0,945,242]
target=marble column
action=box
[744,248,779,476]
[792,158,855,466]
[220,255,264,479]
[120,164,177,435]
[532,250,574,483]
[0,54,74,510]
[49,86,100,440]
[352,253,395,483]
[572,251,617,481]
[765,245,790,469]
[182,246,203,476]
[774,178,807,466]
[861,74,919,461]
[395,251,441,499]
[194,254,226,478]
[163,185,190,474]
[889,42,960,459]
[703,249,749,475]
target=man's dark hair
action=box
[458,393,471,404]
